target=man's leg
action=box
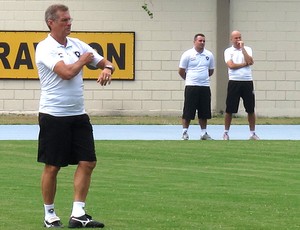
[198,118,207,130]
[248,112,259,139]
[182,118,190,129]
[73,161,96,202]
[199,118,213,140]
[182,118,190,140]
[42,165,60,205]
[224,112,232,131]
[42,165,62,227]
[223,113,232,140]
[71,161,96,217]
[69,161,104,228]
[248,112,256,132]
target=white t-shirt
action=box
[224,45,253,81]
[35,34,103,116]
[179,48,215,86]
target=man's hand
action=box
[80,52,94,65]
[53,52,95,80]
[237,41,244,49]
[97,68,112,86]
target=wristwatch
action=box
[104,65,113,71]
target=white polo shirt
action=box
[35,34,103,116]
[224,45,253,81]
[179,48,215,87]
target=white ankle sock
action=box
[44,204,57,220]
[71,201,86,217]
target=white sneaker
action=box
[223,132,229,140]
[182,131,189,140]
[249,133,260,140]
[201,132,213,140]
[44,216,63,228]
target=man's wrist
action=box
[104,65,114,71]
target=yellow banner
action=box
[0,31,135,80]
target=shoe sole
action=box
[69,216,104,228]
[44,220,63,228]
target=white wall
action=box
[230,0,300,117]
[0,0,217,116]
[0,0,299,117]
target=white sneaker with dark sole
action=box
[44,216,63,228]
[223,132,229,140]
[201,132,213,140]
[249,133,260,140]
[182,131,189,140]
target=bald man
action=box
[223,30,259,140]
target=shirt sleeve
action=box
[245,46,253,57]
[224,48,232,63]
[77,40,104,67]
[209,53,215,69]
[179,51,189,69]
[35,42,62,71]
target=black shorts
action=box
[225,80,255,114]
[182,86,212,120]
[37,113,96,167]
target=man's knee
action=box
[79,161,97,171]
[44,164,60,174]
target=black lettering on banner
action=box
[107,43,125,70]
[0,42,11,69]
[87,42,104,70]
[87,42,126,70]
[89,42,104,56]
[0,32,134,79]
[14,43,34,69]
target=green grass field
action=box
[0,140,299,230]
[1,114,300,125]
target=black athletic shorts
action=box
[37,113,96,167]
[182,86,212,120]
[225,80,255,114]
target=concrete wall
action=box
[0,0,299,117]
[230,0,300,117]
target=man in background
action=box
[178,33,215,140]
[223,30,259,140]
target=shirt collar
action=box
[193,47,206,55]
[47,34,72,48]
[232,45,241,51]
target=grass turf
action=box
[0,140,299,229]
[1,114,300,125]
